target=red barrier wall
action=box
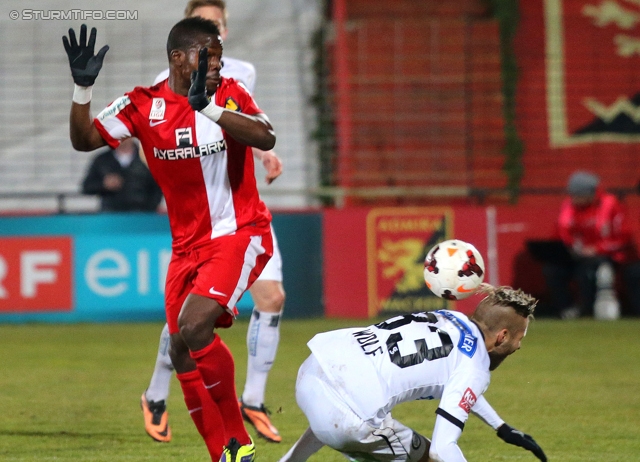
[324,206,489,318]
[323,201,640,319]
[330,0,506,199]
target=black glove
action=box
[188,48,211,111]
[497,423,547,461]
[62,24,109,87]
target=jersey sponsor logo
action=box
[149,120,167,127]
[458,387,477,413]
[175,127,193,147]
[153,140,227,161]
[149,98,166,120]
[435,310,477,358]
[96,96,131,122]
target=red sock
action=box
[177,369,226,460]
[190,334,251,445]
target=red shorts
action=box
[164,229,273,334]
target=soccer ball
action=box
[424,239,485,300]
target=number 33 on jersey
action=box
[307,310,491,426]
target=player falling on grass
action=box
[63,18,275,462]
[280,285,547,462]
[141,0,285,445]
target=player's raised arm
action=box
[188,48,276,151]
[63,24,109,151]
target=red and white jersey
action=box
[307,310,490,426]
[154,56,256,94]
[93,77,271,252]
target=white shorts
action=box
[256,225,282,282]
[295,355,428,462]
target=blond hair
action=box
[184,0,228,26]
[475,283,537,319]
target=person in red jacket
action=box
[544,171,640,318]
[558,172,631,263]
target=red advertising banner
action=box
[324,201,640,319]
[324,206,489,319]
[516,0,640,190]
[546,0,640,145]
[365,207,454,317]
[323,208,370,318]
[0,237,73,312]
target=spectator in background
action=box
[81,138,163,212]
[543,171,640,319]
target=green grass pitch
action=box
[1,317,639,461]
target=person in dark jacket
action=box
[81,138,163,212]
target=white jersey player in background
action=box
[279,286,547,462]
[141,0,285,444]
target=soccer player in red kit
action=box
[141,1,286,445]
[63,18,273,462]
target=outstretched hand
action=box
[497,423,547,461]
[62,24,109,87]
[188,48,210,111]
[259,150,283,184]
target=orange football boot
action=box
[239,399,281,443]
[140,392,171,442]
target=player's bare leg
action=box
[241,279,285,443]
[176,294,254,461]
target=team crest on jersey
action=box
[224,97,240,112]
[149,98,166,120]
[458,387,477,413]
[175,127,193,147]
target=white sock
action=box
[279,428,324,462]
[242,308,282,407]
[145,323,174,403]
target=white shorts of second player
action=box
[256,225,282,282]
[295,354,428,462]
